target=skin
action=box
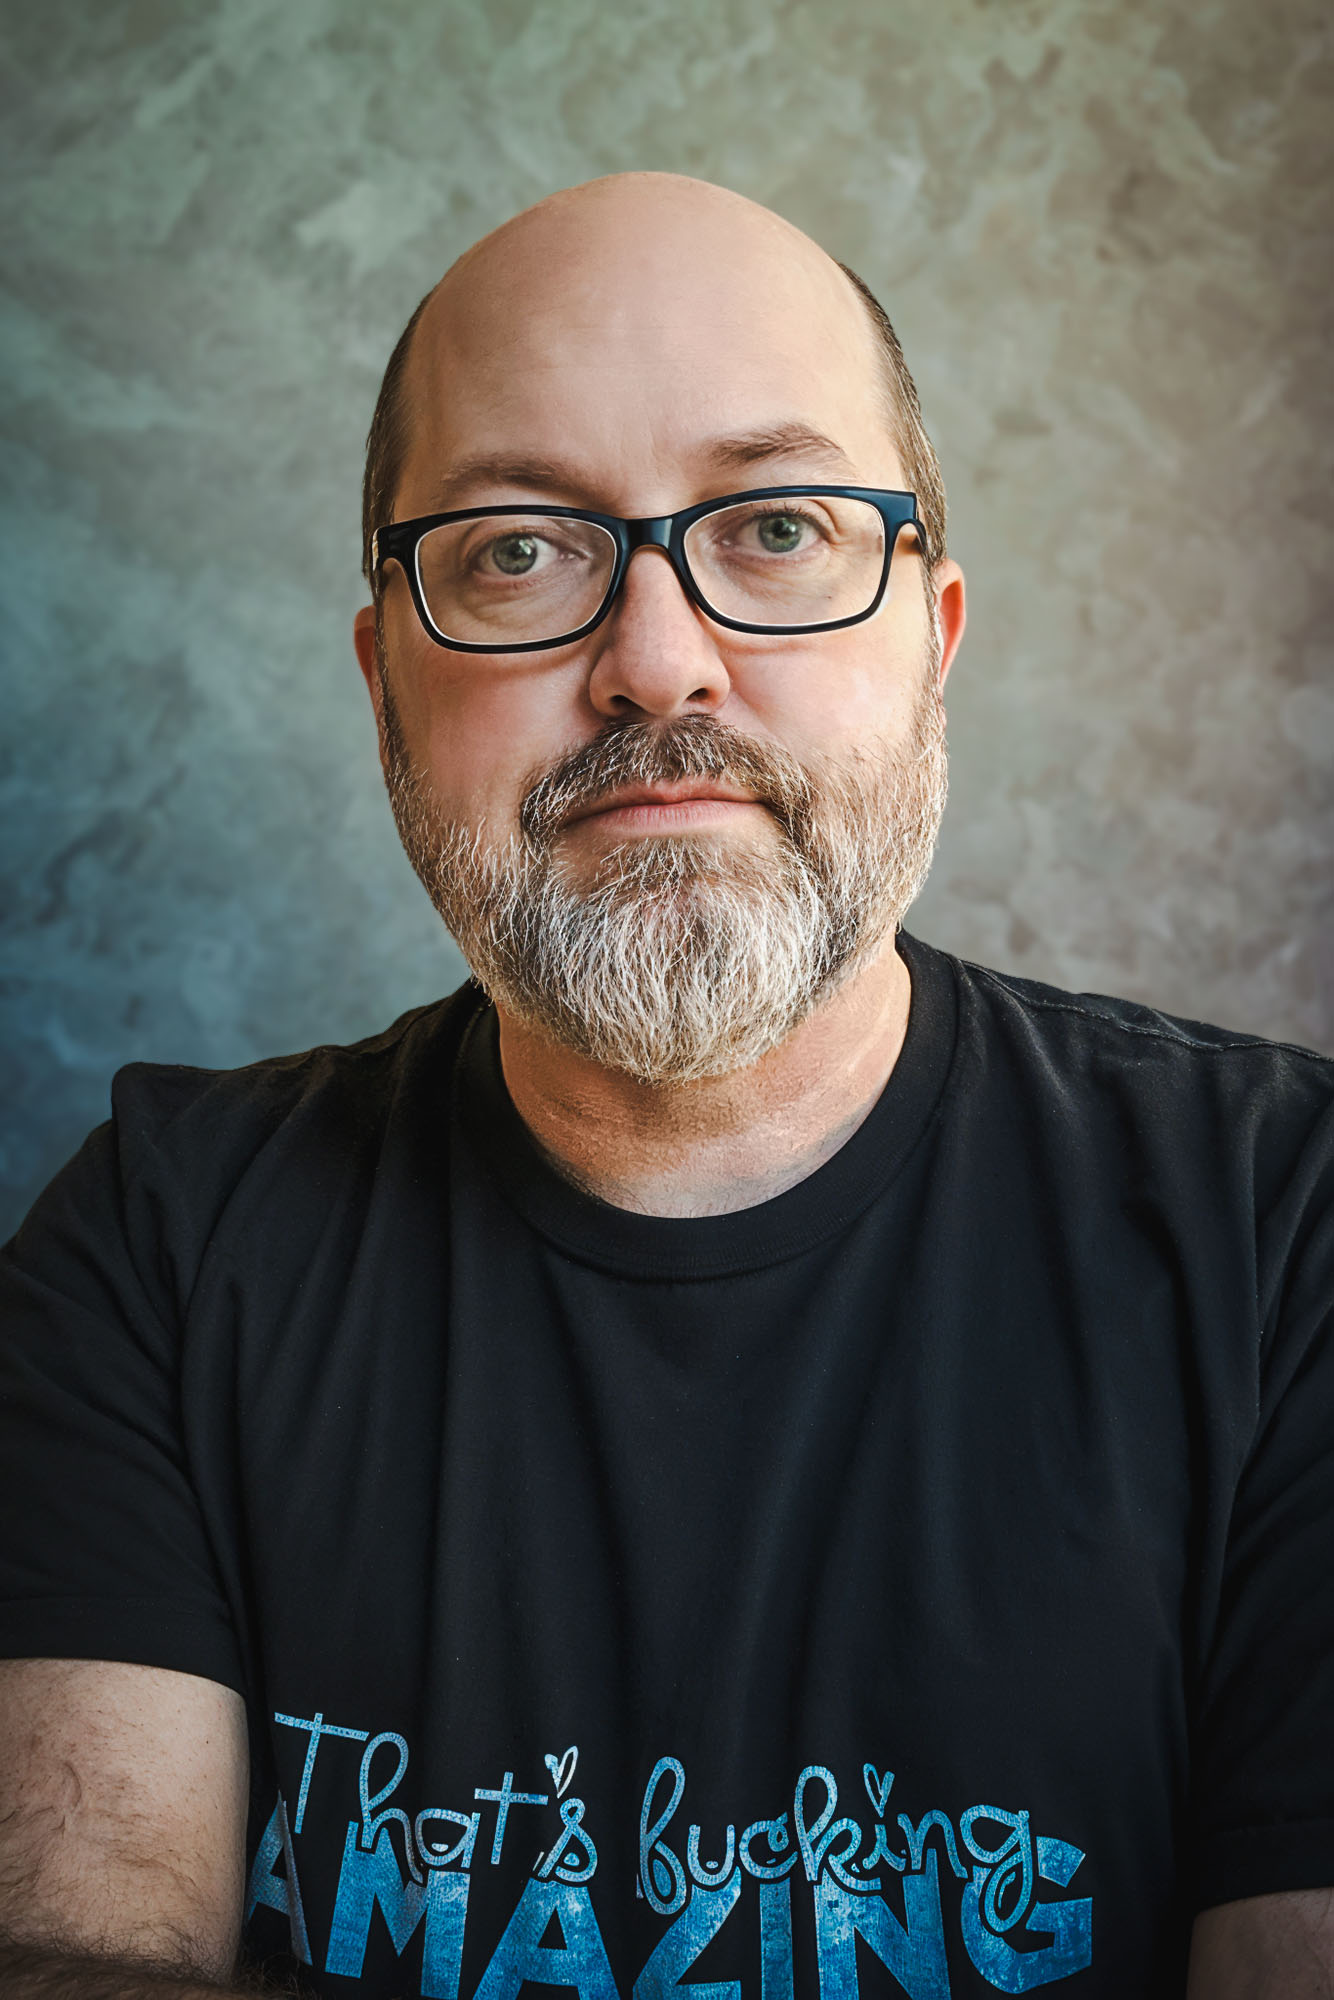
[353,172,966,1218]
[0,175,1323,1994]
[0,1657,248,1992]
[1188,1895,1334,1997]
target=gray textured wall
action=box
[2,0,1331,1235]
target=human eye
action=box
[417,513,615,640]
[709,501,835,562]
[754,508,824,554]
[468,525,567,581]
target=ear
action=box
[353,604,383,724]
[931,559,966,691]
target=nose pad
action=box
[586,545,732,720]
[612,540,703,620]
[622,538,687,592]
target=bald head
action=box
[443,173,840,312]
[429,173,872,372]
[362,172,945,584]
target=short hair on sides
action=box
[835,263,947,576]
[361,284,435,596]
[360,264,947,589]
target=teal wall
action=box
[3,1,1331,1232]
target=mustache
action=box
[518,716,817,848]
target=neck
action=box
[494,936,913,1218]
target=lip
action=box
[562,781,761,829]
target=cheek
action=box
[399,648,590,828]
[738,610,930,755]
[837,584,935,729]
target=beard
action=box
[378,640,948,1086]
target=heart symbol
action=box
[545,1746,578,1798]
[863,1763,895,1820]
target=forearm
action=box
[0,1941,293,2000]
[1188,1890,1334,1998]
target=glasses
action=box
[371,486,922,653]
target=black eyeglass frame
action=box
[371,485,923,654]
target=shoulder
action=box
[944,945,1334,1119]
[914,940,1334,1249]
[956,948,1328,1066]
[108,984,482,1178]
[7,986,485,1303]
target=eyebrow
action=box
[423,422,862,513]
[702,422,861,478]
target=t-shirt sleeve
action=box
[0,1083,245,1694]
[1188,1084,1334,1909]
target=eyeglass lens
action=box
[412,494,891,646]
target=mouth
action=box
[560,781,765,834]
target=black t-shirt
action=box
[2,933,1333,1999]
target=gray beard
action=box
[379,653,948,1085]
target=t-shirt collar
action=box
[454,929,958,1280]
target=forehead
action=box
[395,194,897,515]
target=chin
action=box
[558,822,781,890]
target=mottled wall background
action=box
[2,0,1331,1234]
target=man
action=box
[0,172,1330,2000]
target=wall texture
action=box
[2,0,1331,1234]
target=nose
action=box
[584,546,732,722]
